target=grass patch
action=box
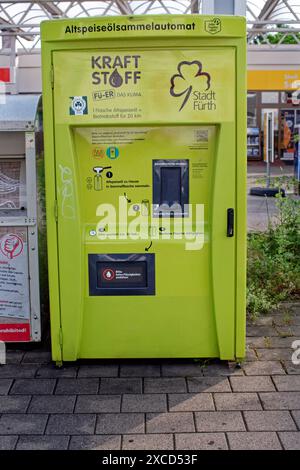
[247,193,300,321]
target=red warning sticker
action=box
[102,268,115,281]
[0,323,30,342]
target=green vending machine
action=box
[41,15,246,363]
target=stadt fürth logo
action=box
[170,60,215,112]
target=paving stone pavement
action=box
[0,302,299,450]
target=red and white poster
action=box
[0,227,30,341]
[281,110,296,161]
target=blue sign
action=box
[106,147,119,159]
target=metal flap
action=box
[0,94,42,131]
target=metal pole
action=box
[266,158,270,188]
[202,0,246,15]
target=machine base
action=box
[249,187,285,197]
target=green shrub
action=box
[247,193,300,320]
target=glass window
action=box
[261,92,279,104]
[247,93,257,127]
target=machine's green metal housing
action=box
[41,15,246,362]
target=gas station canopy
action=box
[0,0,300,53]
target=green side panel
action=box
[41,15,247,361]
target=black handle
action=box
[227,208,234,237]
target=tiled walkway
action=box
[0,303,299,450]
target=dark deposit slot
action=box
[153,159,189,217]
[160,167,182,206]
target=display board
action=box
[0,227,30,341]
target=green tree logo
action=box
[170,61,211,111]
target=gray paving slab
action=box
[291,410,300,428]
[122,394,167,413]
[122,434,174,450]
[120,364,161,377]
[10,378,56,395]
[96,413,144,435]
[242,361,286,376]
[75,395,121,413]
[257,348,293,361]
[99,378,142,394]
[28,395,76,413]
[282,361,300,375]
[230,376,275,392]
[260,392,300,410]
[69,435,121,450]
[0,414,48,435]
[251,317,274,326]
[195,411,246,432]
[16,436,70,450]
[55,378,99,395]
[144,378,187,393]
[78,365,119,378]
[227,431,282,450]
[247,193,279,232]
[46,414,96,435]
[0,436,18,450]
[146,412,195,433]
[273,316,300,327]
[273,375,300,391]
[36,365,78,378]
[0,395,30,413]
[278,302,300,311]
[168,393,214,412]
[0,379,12,395]
[246,326,279,337]
[187,377,231,393]
[279,432,300,450]
[276,326,300,336]
[247,336,293,349]
[22,351,52,364]
[246,337,271,348]
[244,411,297,431]
[6,351,24,364]
[175,433,228,450]
[0,365,38,379]
[202,364,244,377]
[245,349,257,361]
[214,393,262,411]
[161,363,204,377]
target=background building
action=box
[0,0,300,164]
